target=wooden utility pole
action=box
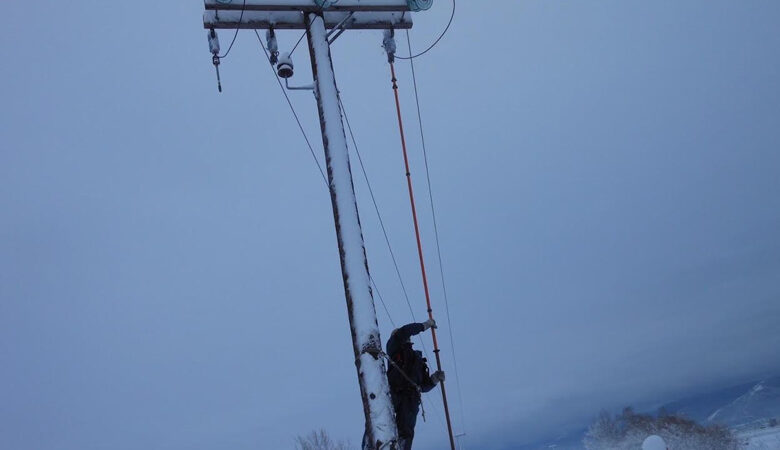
[202,2,433,448]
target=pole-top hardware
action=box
[406,0,433,11]
[203,1,426,30]
[204,0,428,12]
[382,29,396,63]
[204,0,433,12]
[276,52,294,78]
[207,28,223,92]
[314,0,339,7]
[266,28,279,65]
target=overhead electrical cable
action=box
[255,30,327,184]
[388,60,457,450]
[255,24,453,436]
[340,101,416,319]
[216,0,247,59]
[339,95,451,430]
[395,0,455,60]
[290,31,307,56]
[405,28,468,445]
[339,96,431,359]
[254,30,408,344]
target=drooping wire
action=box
[339,94,449,430]
[290,31,307,56]
[217,0,247,59]
[395,0,455,60]
[340,101,414,322]
[254,25,448,431]
[254,29,400,337]
[387,60,456,449]
[255,30,327,184]
[405,29,468,446]
[339,96,431,359]
[371,279,395,329]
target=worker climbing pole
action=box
[201,2,445,449]
[383,30,457,450]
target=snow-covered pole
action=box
[305,12,398,450]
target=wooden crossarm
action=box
[204,0,411,12]
[203,10,412,29]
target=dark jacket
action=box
[386,323,436,396]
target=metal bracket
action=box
[285,78,314,91]
[327,11,355,44]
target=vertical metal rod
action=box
[305,12,398,450]
[389,62,457,450]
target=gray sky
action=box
[2,1,779,449]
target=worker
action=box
[386,319,445,450]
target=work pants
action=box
[392,391,420,450]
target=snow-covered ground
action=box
[738,426,780,449]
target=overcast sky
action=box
[2,1,780,449]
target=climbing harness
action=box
[380,352,428,423]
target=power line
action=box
[340,100,415,318]
[395,0,455,60]
[371,278,396,329]
[254,26,450,436]
[216,0,247,59]
[254,30,327,184]
[405,29,467,444]
[255,30,405,340]
[290,31,307,56]
[340,94,451,432]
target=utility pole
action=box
[202,2,433,449]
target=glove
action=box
[431,370,445,384]
[422,318,437,330]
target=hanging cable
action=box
[395,0,455,60]
[253,25,450,436]
[405,29,468,446]
[254,30,419,356]
[339,95,450,431]
[289,31,307,57]
[215,0,247,59]
[340,96,432,359]
[255,30,327,184]
[388,61,457,450]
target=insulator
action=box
[383,29,396,63]
[314,0,338,8]
[207,29,220,55]
[277,52,294,79]
[266,29,279,65]
[407,0,433,11]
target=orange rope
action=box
[389,62,456,450]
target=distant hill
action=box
[706,377,780,426]
[519,376,780,449]
[663,376,780,427]
[660,380,758,423]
